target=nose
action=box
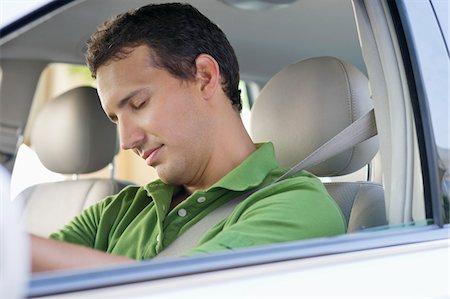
[117,119,145,151]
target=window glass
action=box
[10,144,64,200]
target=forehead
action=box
[96,45,157,103]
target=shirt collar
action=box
[143,142,279,196]
[208,142,279,192]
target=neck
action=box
[184,110,256,194]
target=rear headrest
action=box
[32,86,118,174]
[251,57,378,176]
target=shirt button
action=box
[178,208,187,217]
[197,196,206,203]
[156,234,161,242]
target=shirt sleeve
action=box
[49,198,107,248]
[186,178,346,255]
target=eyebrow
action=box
[117,88,147,109]
[108,88,147,120]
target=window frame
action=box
[392,0,447,226]
[28,224,450,297]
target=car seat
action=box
[17,86,133,237]
[251,57,387,232]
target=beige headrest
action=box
[251,57,378,176]
[32,86,118,174]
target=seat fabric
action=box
[325,182,386,232]
[20,179,130,237]
[18,86,132,236]
[251,57,387,231]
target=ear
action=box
[194,54,220,100]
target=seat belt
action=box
[156,109,377,258]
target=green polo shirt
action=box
[50,143,345,259]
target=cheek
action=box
[167,114,200,145]
[160,98,204,139]
[152,82,213,145]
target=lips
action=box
[142,145,163,166]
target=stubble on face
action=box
[96,45,215,188]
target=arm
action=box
[31,234,133,273]
[186,180,346,255]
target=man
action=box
[32,3,345,272]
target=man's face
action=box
[97,45,214,185]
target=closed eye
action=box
[130,98,147,111]
[107,114,118,124]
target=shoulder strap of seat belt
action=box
[155,109,377,259]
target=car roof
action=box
[0,0,366,84]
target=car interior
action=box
[17,55,388,238]
[251,56,386,232]
[0,0,436,274]
[18,86,131,237]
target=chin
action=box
[156,167,181,185]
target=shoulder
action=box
[255,170,329,201]
[100,184,149,211]
[238,171,346,229]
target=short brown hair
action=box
[85,3,242,111]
